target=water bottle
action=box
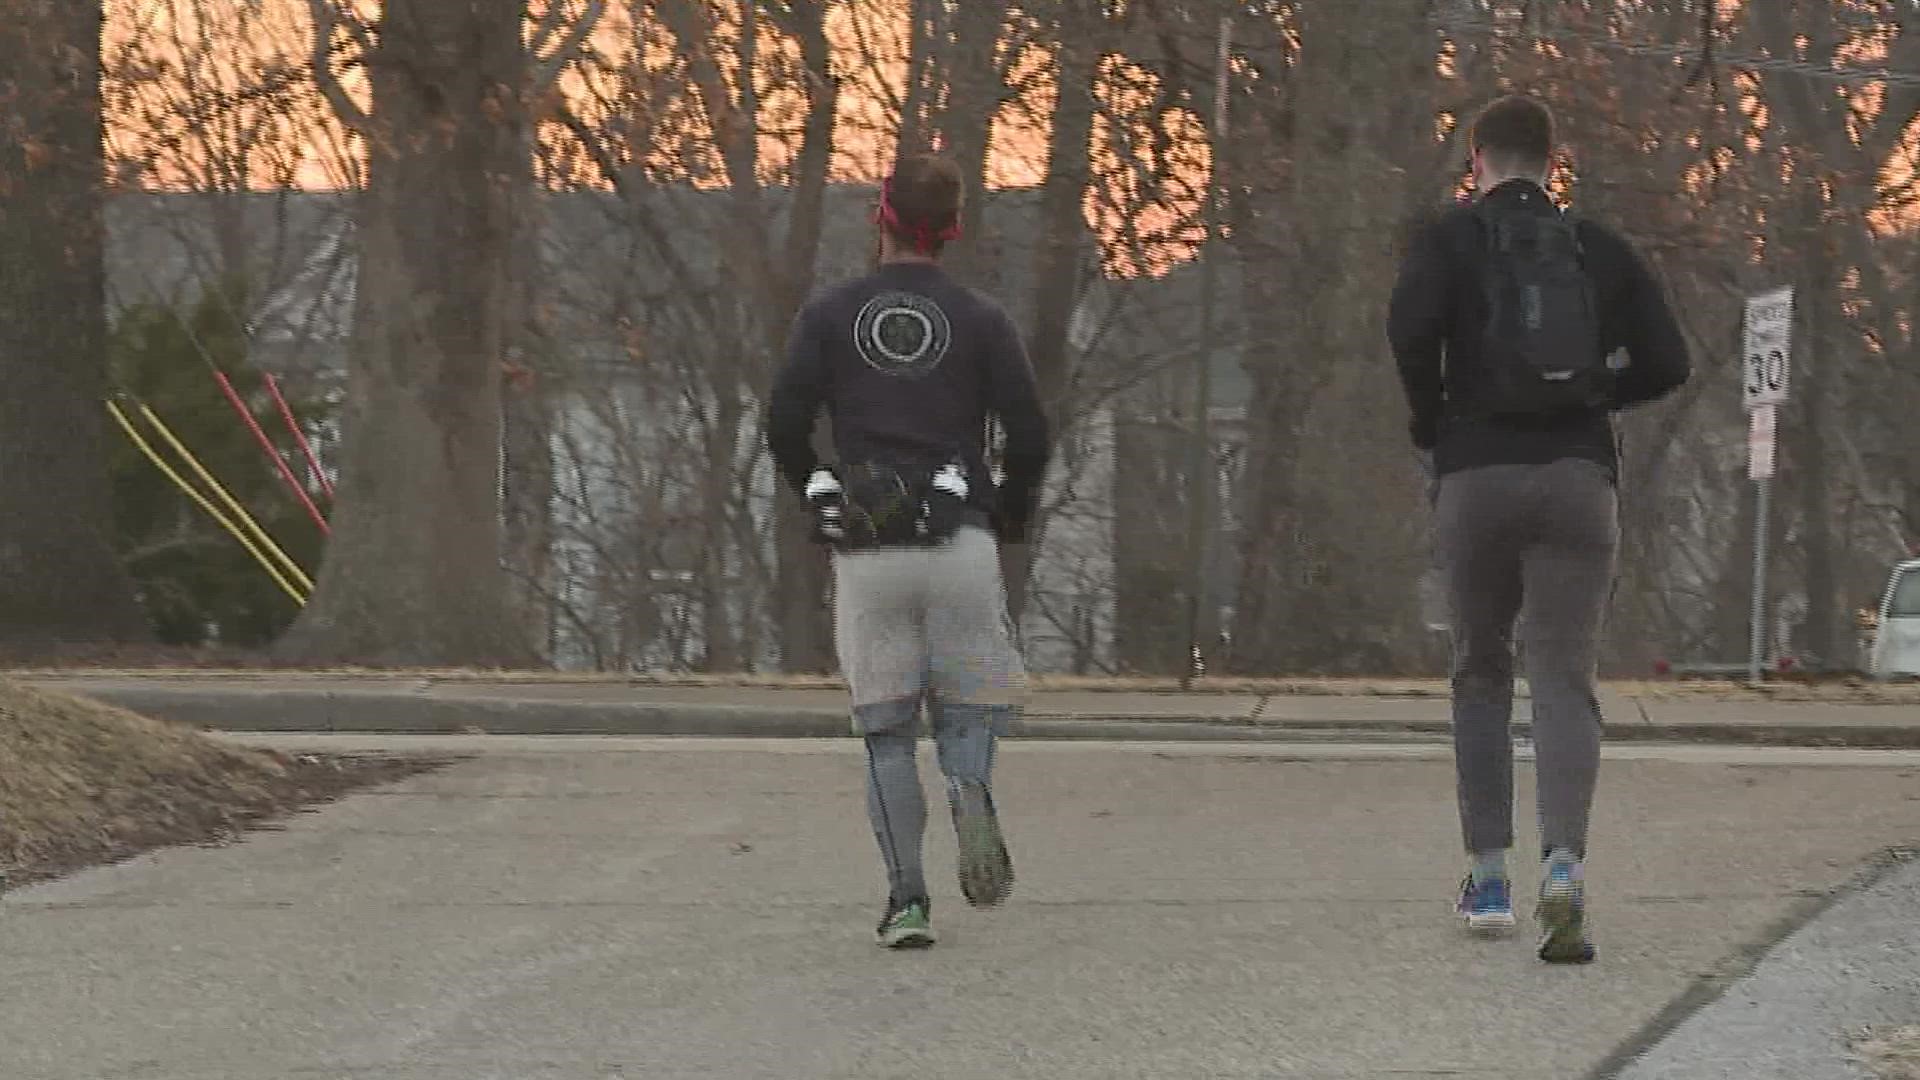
[806,467,845,540]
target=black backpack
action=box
[1468,202,1610,418]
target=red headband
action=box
[876,178,961,255]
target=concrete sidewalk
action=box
[3,736,1918,1079]
[1618,851,1920,1079]
[21,673,1920,747]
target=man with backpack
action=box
[766,153,1050,949]
[1388,95,1691,962]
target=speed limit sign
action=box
[1743,286,1794,409]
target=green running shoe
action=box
[877,896,936,949]
[1536,858,1597,964]
[950,781,1014,909]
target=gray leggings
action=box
[833,526,1025,902]
[1437,459,1618,860]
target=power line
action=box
[1431,13,1920,91]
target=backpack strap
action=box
[1562,209,1588,261]
[1468,199,1499,250]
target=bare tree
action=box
[279,0,603,665]
[74,0,1885,678]
[0,1,151,648]
[1222,0,1439,673]
[545,0,841,672]
[1002,0,1104,622]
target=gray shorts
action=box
[832,525,1026,735]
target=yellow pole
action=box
[134,401,315,594]
[105,400,308,606]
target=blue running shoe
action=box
[1457,874,1516,932]
[1537,859,1597,964]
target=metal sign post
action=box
[1743,286,1793,684]
[1747,403,1777,684]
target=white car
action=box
[1870,559,1920,680]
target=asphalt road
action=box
[4,736,1918,1080]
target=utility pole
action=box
[1181,15,1231,689]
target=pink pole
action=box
[265,372,333,498]
[212,368,330,536]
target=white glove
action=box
[931,464,969,502]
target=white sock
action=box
[1544,847,1583,879]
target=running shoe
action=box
[1536,858,1597,964]
[877,896,936,949]
[1456,873,1517,932]
[950,780,1014,909]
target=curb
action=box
[57,685,1920,749]
[77,686,1418,743]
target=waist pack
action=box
[822,463,970,549]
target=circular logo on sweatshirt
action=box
[854,291,951,378]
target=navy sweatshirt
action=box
[766,261,1051,536]
[1387,180,1692,479]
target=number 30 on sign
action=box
[1743,286,1794,410]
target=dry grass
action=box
[11,667,1920,704]
[0,677,436,889]
[1854,1026,1920,1080]
[7,637,1919,703]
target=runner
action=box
[1388,95,1692,962]
[766,153,1051,948]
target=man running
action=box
[766,153,1050,948]
[1388,95,1691,963]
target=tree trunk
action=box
[893,0,940,160]
[932,2,1004,288]
[767,1,841,674]
[1749,0,1900,671]
[1111,412,1189,674]
[502,128,554,663]
[1795,188,1839,666]
[502,372,555,660]
[700,393,742,671]
[1006,6,1099,626]
[278,0,536,666]
[1225,0,1432,673]
[1706,484,1762,661]
[0,1,151,648]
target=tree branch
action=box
[306,0,371,132]
[758,0,820,39]
[528,0,572,56]
[533,0,608,93]
[552,104,731,338]
[654,0,752,185]
[553,103,632,194]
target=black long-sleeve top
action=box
[766,261,1051,534]
[1387,180,1692,478]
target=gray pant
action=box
[832,525,1025,902]
[1437,459,1618,859]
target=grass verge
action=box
[0,676,442,891]
[1855,1026,1920,1080]
[11,667,1920,704]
